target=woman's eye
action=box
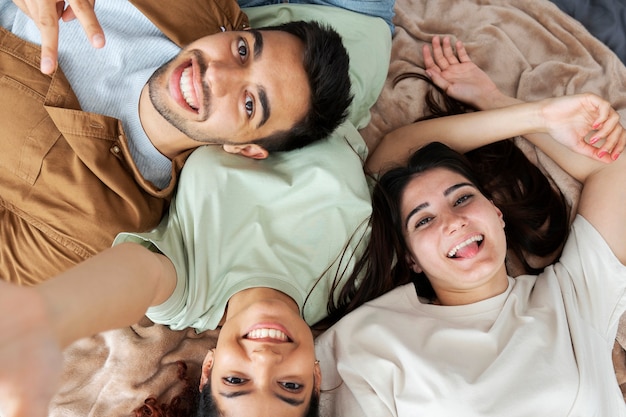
[454,194,473,206]
[237,38,249,60]
[281,382,303,392]
[245,95,254,117]
[415,217,432,228]
[224,376,246,385]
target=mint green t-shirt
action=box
[114,4,391,331]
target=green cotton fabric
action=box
[114,3,390,331]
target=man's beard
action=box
[147,52,219,144]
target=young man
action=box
[0,0,352,284]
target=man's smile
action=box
[169,59,202,114]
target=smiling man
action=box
[0,0,352,285]
[142,27,314,160]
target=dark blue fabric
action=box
[549,0,626,63]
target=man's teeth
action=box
[247,328,289,341]
[447,235,483,258]
[179,67,198,110]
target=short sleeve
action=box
[554,214,626,336]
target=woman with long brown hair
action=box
[316,37,626,416]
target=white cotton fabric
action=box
[316,215,626,417]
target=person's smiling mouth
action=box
[179,63,200,112]
[447,234,484,258]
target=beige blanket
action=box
[50,0,626,414]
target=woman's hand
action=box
[540,94,625,162]
[12,0,104,74]
[423,36,505,110]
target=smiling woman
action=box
[200,289,320,416]
[134,288,321,417]
[315,38,626,417]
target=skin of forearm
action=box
[473,89,521,111]
[34,242,177,348]
[471,91,597,182]
[366,100,548,174]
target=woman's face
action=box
[201,295,320,416]
[400,167,508,305]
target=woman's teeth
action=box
[447,235,483,258]
[246,328,289,341]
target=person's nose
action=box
[250,344,285,362]
[205,61,243,98]
[441,209,466,235]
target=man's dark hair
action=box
[252,20,353,152]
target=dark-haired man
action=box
[0,0,353,284]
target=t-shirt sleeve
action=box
[316,327,395,417]
[555,214,626,336]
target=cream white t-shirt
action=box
[316,215,626,417]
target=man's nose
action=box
[205,61,242,97]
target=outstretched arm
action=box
[12,0,104,74]
[367,91,625,175]
[0,242,176,417]
[368,36,624,174]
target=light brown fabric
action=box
[0,1,248,285]
[49,0,626,414]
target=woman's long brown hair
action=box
[325,74,569,323]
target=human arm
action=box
[367,92,624,174]
[367,36,625,174]
[0,242,176,417]
[370,35,626,262]
[12,0,104,74]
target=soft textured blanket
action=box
[50,0,626,414]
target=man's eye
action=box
[245,95,254,117]
[224,376,246,385]
[237,38,248,60]
[281,382,303,392]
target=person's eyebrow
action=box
[404,182,474,229]
[218,390,305,407]
[251,30,264,59]
[275,392,305,406]
[257,88,270,128]
[249,30,271,129]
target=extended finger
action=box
[455,40,472,63]
[33,0,63,74]
[431,35,450,70]
[423,43,437,71]
[441,36,460,64]
[64,0,104,48]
